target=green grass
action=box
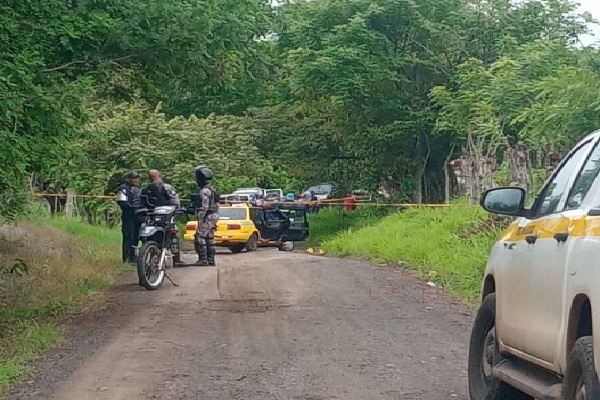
[0,216,123,392]
[323,203,507,304]
[28,215,121,246]
[0,322,61,387]
[307,206,390,245]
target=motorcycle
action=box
[135,205,190,290]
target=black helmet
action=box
[194,165,214,187]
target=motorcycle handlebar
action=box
[134,207,193,216]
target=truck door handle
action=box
[554,231,569,243]
[503,243,516,250]
[525,234,538,245]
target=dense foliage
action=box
[2,0,600,219]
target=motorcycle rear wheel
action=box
[137,241,165,290]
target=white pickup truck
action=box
[469,130,600,400]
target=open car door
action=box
[272,204,309,242]
[251,205,309,242]
[250,207,285,241]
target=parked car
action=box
[469,130,600,400]
[233,187,266,199]
[304,183,336,200]
[183,202,309,253]
[265,188,284,201]
[221,193,254,203]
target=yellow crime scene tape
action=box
[28,192,117,200]
[24,192,476,208]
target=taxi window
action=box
[218,208,247,220]
[265,210,286,221]
[534,140,593,218]
[281,209,305,222]
[565,143,600,210]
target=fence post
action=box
[65,190,75,218]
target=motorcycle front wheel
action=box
[137,241,166,290]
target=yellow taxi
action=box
[184,203,260,253]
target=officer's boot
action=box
[207,245,216,266]
[194,242,209,266]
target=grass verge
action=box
[322,203,508,304]
[307,206,390,245]
[0,216,123,391]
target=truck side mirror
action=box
[481,187,527,216]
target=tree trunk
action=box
[411,164,424,204]
[451,126,499,204]
[444,145,455,203]
[503,142,530,190]
[43,194,66,215]
[411,134,430,204]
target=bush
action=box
[0,216,122,389]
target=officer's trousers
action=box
[121,218,140,263]
[195,213,218,265]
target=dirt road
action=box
[8,250,474,400]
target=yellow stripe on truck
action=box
[500,215,600,241]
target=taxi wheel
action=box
[245,233,258,252]
[229,245,245,254]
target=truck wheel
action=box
[468,293,532,400]
[563,337,600,400]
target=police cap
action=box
[125,170,140,179]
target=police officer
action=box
[194,165,220,266]
[141,169,180,208]
[116,171,141,263]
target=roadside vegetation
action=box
[307,206,391,245]
[320,204,509,304]
[0,215,121,391]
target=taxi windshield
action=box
[218,208,247,220]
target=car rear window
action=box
[308,184,332,194]
[219,208,247,220]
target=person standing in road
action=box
[116,171,141,264]
[194,165,220,266]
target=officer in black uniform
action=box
[116,171,141,263]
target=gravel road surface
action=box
[7,249,474,400]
